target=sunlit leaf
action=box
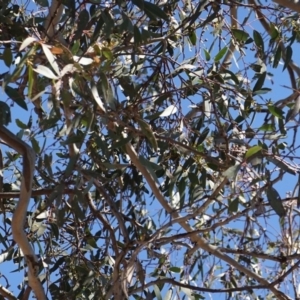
[245,145,262,159]
[33,65,59,79]
[268,105,284,119]
[73,56,94,65]
[91,84,106,112]
[19,37,37,51]
[41,44,60,76]
[99,72,115,109]
[160,105,178,117]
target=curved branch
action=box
[0,126,46,300]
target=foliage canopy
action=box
[1,0,300,299]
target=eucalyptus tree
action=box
[1,0,300,299]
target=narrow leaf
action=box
[91,84,106,112]
[253,30,264,54]
[41,44,60,76]
[283,46,292,72]
[160,105,178,117]
[203,49,211,61]
[223,164,241,180]
[245,145,262,159]
[33,65,59,79]
[214,46,228,62]
[273,46,282,68]
[144,1,168,20]
[99,72,115,109]
[3,48,12,67]
[266,187,286,217]
[232,29,249,42]
[137,119,158,151]
[73,56,94,65]
[5,86,27,110]
[19,37,37,52]
[253,72,266,93]
[268,105,284,119]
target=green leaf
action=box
[214,46,228,62]
[266,187,286,217]
[3,47,12,67]
[169,267,181,273]
[74,9,90,39]
[15,119,28,129]
[232,29,249,43]
[273,45,281,68]
[189,30,197,46]
[49,222,59,240]
[270,23,279,40]
[222,69,240,85]
[259,123,275,131]
[223,164,241,180]
[132,0,169,21]
[253,72,266,93]
[133,25,142,45]
[31,138,41,154]
[99,73,115,110]
[283,46,292,72]
[5,86,27,110]
[0,102,11,125]
[245,145,262,159]
[27,66,34,99]
[268,105,284,119]
[153,285,163,300]
[137,119,158,151]
[203,49,211,61]
[253,30,264,54]
[144,1,169,21]
[253,87,271,95]
[228,198,239,213]
[138,156,161,184]
[101,47,113,60]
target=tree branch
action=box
[124,137,291,300]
